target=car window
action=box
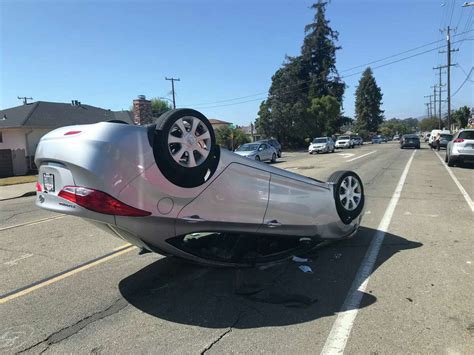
[236,144,258,151]
[458,131,474,140]
[440,134,453,140]
[339,136,349,140]
[313,138,327,143]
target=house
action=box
[239,124,262,142]
[209,119,232,131]
[0,100,133,177]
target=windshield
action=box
[236,144,259,151]
[313,138,327,143]
[440,134,453,140]
[338,136,349,140]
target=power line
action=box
[188,33,473,108]
[452,66,473,96]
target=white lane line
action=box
[0,215,66,232]
[321,149,416,355]
[337,153,355,158]
[434,152,474,212]
[346,150,376,162]
[4,253,34,266]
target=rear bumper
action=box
[449,154,474,163]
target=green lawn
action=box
[0,175,38,186]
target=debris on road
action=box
[298,265,313,273]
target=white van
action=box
[429,129,451,147]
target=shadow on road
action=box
[119,227,422,329]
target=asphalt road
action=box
[1,142,473,354]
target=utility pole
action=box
[17,96,33,105]
[440,26,459,130]
[433,66,446,128]
[425,103,431,119]
[165,77,180,109]
[424,95,433,118]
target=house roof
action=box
[209,119,231,125]
[0,101,134,128]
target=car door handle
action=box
[266,220,282,228]
[181,215,206,223]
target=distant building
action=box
[0,100,133,177]
[239,124,262,142]
[209,119,232,131]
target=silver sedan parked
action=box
[309,137,335,154]
[234,142,277,162]
[445,129,474,166]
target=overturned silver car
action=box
[35,109,364,266]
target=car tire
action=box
[445,154,448,162]
[278,150,282,158]
[153,109,220,188]
[255,155,260,161]
[447,156,455,167]
[327,170,365,225]
[271,153,276,163]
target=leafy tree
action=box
[355,67,384,133]
[215,126,249,150]
[452,106,471,128]
[255,1,344,147]
[150,98,172,117]
[419,117,440,132]
[307,95,341,136]
[379,118,412,137]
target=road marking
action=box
[0,215,66,232]
[4,253,33,266]
[435,152,474,212]
[321,149,416,355]
[346,150,376,162]
[337,153,355,158]
[0,244,135,304]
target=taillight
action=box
[453,138,464,143]
[58,186,151,217]
[36,182,42,192]
[64,131,82,136]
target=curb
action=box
[0,191,36,202]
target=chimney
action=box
[132,95,152,125]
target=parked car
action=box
[400,134,420,149]
[438,133,453,149]
[354,136,363,145]
[445,129,474,166]
[34,108,365,267]
[423,132,431,142]
[428,129,450,147]
[371,135,383,144]
[308,137,335,154]
[335,135,353,149]
[235,142,277,162]
[393,135,400,141]
[256,138,282,158]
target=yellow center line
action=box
[0,244,136,304]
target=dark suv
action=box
[256,139,282,158]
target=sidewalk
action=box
[0,182,37,201]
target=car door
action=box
[260,143,269,160]
[258,173,326,236]
[175,163,270,236]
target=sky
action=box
[1,0,473,126]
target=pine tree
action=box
[355,68,384,133]
[256,1,344,146]
[302,1,345,102]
